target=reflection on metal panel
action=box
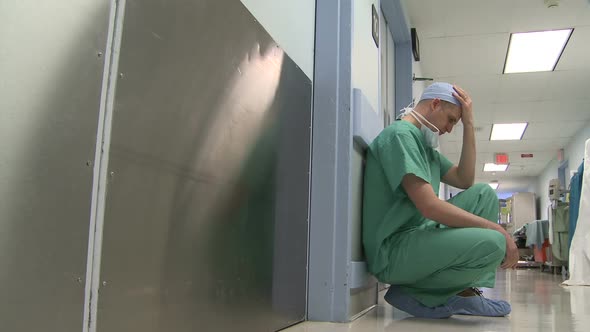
[350,143,378,318]
[97,1,311,331]
[0,1,110,331]
[351,144,365,262]
[349,284,378,319]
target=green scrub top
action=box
[362,120,454,275]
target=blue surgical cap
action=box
[419,82,461,106]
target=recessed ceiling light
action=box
[503,28,573,74]
[484,163,509,172]
[489,182,499,190]
[490,123,528,141]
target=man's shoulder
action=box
[371,121,420,148]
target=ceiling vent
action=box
[545,0,559,8]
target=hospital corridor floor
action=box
[284,269,590,332]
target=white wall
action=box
[412,59,427,103]
[240,0,315,80]
[535,121,590,219]
[352,0,381,114]
[536,159,558,219]
[565,124,590,178]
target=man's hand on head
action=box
[452,85,474,128]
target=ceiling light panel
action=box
[504,29,573,74]
[490,123,528,141]
[484,163,509,172]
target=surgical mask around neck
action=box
[397,101,415,119]
[409,111,440,149]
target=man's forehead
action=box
[444,103,462,119]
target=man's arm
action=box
[402,174,519,269]
[442,86,476,189]
[404,174,493,229]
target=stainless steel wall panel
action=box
[96,1,311,331]
[0,1,110,331]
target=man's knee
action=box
[469,183,499,212]
[481,230,506,263]
[470,183,499,200]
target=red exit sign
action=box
[495,153,509,164]
[521,153,534,158]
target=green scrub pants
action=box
[376,183,506,307]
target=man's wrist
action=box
[490,223,508,235]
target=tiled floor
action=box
[284,269,590,332]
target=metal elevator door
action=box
[95,1,311,331]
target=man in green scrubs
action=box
[362,82,518,318]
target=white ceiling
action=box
[403,0,590,193]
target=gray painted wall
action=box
[309,0,412,323]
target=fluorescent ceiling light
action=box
[484,163,509,172]
[490,123,528,141]
[504,29,573,74]
[489,183,499,190]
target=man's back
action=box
[362,120,451,275]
